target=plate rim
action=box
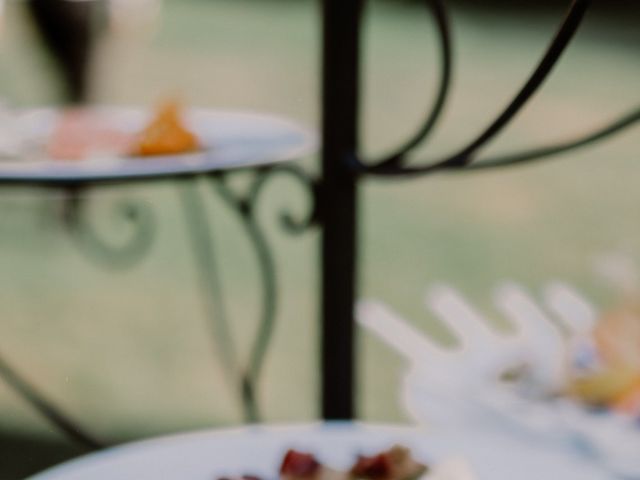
[0,106,317,185]
[27,422,423,480]
[27,421,615,480]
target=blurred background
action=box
[0,0,638,476]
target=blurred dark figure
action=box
[25,0,108,225]
[25,0,106,104]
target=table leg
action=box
[177,169,315,423]
[207,174,278,424]
[0,351,103,450]
[177,179,248,419]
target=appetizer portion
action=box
[45,99,201,161]
[131,99,200,157]
[221,446,430,480]
[566,304,640,418]
[349,446,427,480]
[47,108,134,160]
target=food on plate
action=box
[131,99,200,156]
[279,446,427,480]
[567,304,640,416]
[568,366,640,407]
[47,108,134,160]
[45,99,200,161]
[220,445,448,480]
[612,379,640,415]
[593,305,640,370]
[349,446,426,480]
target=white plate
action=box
[0,107,316,183]
[28,423,614,480]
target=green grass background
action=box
[0,0,638,477]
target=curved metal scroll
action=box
[178,166,316,422]
[373,0,452,168]
[0,166,312,445]
[353,0,640,178]
[67,194,157,270]
[463,106,640,172]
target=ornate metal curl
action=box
[67,194,157,270]
[352,0,639,178]
[177,165,317,423]
[212,165,317,422]
[243,165,319,234]
[374,0,452,168]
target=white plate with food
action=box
[28,423,613,480]
[357,280,640,479]
[0,103,316,183]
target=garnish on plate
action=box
[567,304,640,416]
[221,446,430,480]
[47,108,134,161]
[131,99,200,157]
[350,446,427,480]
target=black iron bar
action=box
[320,0,363,420]
[367,105,639,177]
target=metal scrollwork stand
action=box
[0,165,318,450]
[318,0,639,420]
[67,195,157,270]
[0,0,637,454]
[178,166,317,423]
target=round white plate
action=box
[0,107,316,184]
[28,423,614,480]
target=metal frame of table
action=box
[0,0,638,454]
[0,135,316,449]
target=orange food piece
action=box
[612,379,640,415]
[594,305,640,370]
[132,100,199,156]
[569,367,640,406]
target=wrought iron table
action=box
[0,106,316,448]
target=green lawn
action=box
[0,0,638,477]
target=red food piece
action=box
[280,450,321,477]
[350,454,392,479]
[47,109,133,161]
[218,475,262,480]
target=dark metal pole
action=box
[320,0,363,420]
